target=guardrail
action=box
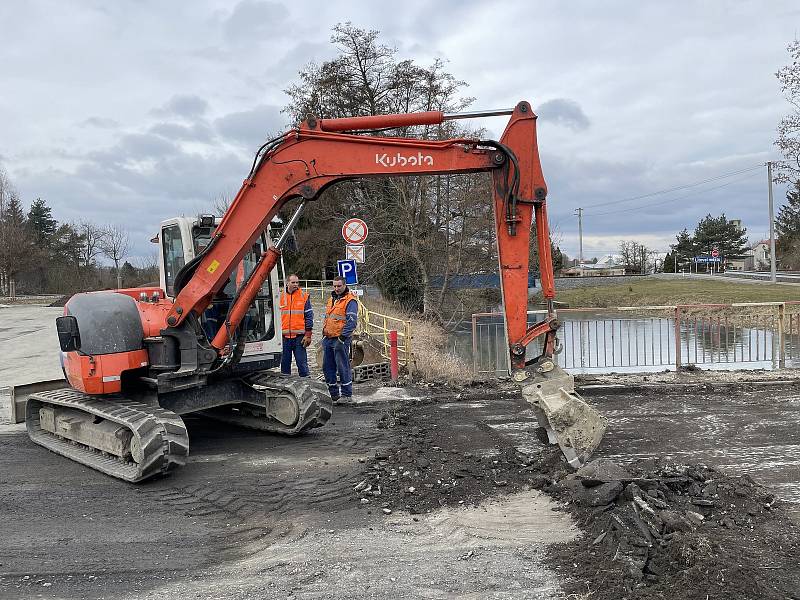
[356,300,412,371]
[280,279,335,302]
[470,302,800,376]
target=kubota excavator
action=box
[25,101,606,482]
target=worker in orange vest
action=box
[280,274,313,377]
[322,275,358,402]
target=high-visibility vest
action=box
[280,288,309,336]
[323,291,357,338]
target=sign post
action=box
[710,248,719,274]
[341,219,366,290]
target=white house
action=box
[745,240,771,271]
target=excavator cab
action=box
[156,215,282,374]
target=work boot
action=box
[339,396,353,404]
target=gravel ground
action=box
[1,377,799,599]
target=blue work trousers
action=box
[322,336,352,399]
[281,335,310,377]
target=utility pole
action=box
[576,208,584,274]
[767,161,777,283]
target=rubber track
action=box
[26,388,189,483]
[199,372,332,435]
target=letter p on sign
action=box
[337,259,358,285]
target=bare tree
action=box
[775,40,800,183]
[0,167,12,295]
[212,193,232,216]
[133,250,160,285]
[619,240,651,274]
[79,220,106,268]
[284,24,489,317]
[100,225,130,288]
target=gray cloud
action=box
[80,117,121,129]
[214,105,285,147]
[86,133,177,163]
[149,122,215,143]
[222,0,290,42]
[2,0,798,263]
[151,95,209,119]
[537,99,590,131]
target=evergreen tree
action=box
[663,251,675,273]
[0,193,33,292]
[1,194,26,228]
[692,214,748,257]
[776,181,800,268]
[27,197,57,247]
[121,260,137,286]
[672,228,696,265]
[551,244,564,273]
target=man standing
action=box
[280,274,313,377]
[322,275,358,402]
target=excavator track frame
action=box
[26,388,189,483]
[197,372,332,434]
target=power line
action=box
[581,164,764,211]
[585,170,762,217]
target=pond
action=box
[450,310,800,376]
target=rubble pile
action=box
[356,435,535,515]
[548,459,800,599]
[359,400,800,599]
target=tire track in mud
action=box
[135,411,394,558]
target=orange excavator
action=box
[26,101,606,481]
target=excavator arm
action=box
[161,100,605,466]
[168,102,545,365]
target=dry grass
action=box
[361,296,474,384]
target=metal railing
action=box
[469,302,800,376]
[280,279,335,302]
[356,300,413,371]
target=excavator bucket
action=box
[521,366,607,469]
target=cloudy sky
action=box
[1,0,797,262]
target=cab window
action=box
[161,225,185,297]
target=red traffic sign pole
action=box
[389,330,399,382]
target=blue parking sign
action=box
[337,259,358,285]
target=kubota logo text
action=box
[375,152,434,167]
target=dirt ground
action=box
[1,378,799,599]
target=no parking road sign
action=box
[342,218,368,244]
[337,259,358,285]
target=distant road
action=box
[658,272,800,286]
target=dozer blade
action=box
[521,366,607,469]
